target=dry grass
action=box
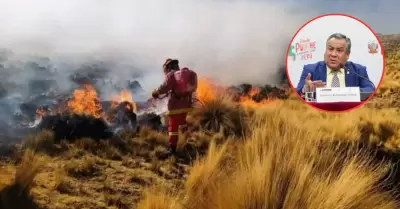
[135,37,400,208]
[189,93,249,137]
[22,130,56,153]
[371,49,400,108]
[0,149,47,209]
[137,186,180,209]
[138,111,399,209]
[65,154,103,178]
[253,101,400,150]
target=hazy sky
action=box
[291,0,398,34]
[0,0,396,89]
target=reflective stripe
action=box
[169,132,179,136]
[166,108,194,115]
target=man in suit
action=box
[295,33,375,95]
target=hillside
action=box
[369,34,400,108]
[0,34,399,209]
[378,34,400,54]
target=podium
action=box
[308,101,363,111]
[303,87,373,111]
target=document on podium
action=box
[315,87,361,103]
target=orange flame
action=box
[239,88,272,107]
[195,77,227,103]
[110,89,137,113]
[195,77,275,107]
[67,84,103,118]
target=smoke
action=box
[0,0,310,88]
[0,0,315,139]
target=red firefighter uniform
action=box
[152,64,197,152]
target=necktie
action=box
[331,71,340,87]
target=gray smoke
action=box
[0,0,314,139]
[0,0,310,88]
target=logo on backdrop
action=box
[368,40,379,54]
[288,45,296,61]
[289,38,316,61]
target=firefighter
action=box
[151,58,197,158]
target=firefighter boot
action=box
[158,145,176,160]
[159,133,178,160]
[159,124,187,159]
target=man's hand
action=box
[151,90,159,99]
[304,73,326,92]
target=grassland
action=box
[0,36,399,209]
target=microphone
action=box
[340,63,376,90]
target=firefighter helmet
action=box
[163,59,179,71]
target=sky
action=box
[291,0,399,34]
[0,0,397,90]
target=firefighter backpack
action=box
[173,67,197,95]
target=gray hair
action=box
[326,33,351,53]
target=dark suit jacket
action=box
[295,61,375,94]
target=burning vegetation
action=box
[110,89,138,113]
[32,84,141,141]
[195,77,289,105]
[66,84,103,118]
[0,53,309,209]
[25,75,290,142]
[0,51,399,209]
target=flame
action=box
[67,84,103,118]
[239,88,272,107]
[195,77,224,103]
[195,77,275,107]
[31,77,278,124]
[110,89,137,113]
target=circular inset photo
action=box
[286,14,384,112]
